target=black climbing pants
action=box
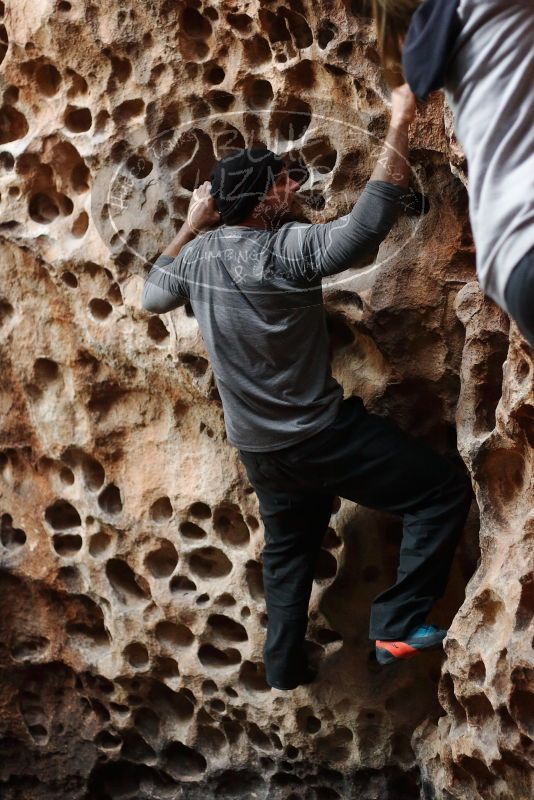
[238,395,473,688]
[504,245,534,346]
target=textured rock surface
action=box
[0,2,532,799]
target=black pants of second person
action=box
[238,396,473,688]
[504,245,534,346]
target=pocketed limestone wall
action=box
[0,2,532,799]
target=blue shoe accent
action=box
[409,624,446,641]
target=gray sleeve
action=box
[273,180,408,282]
[141,253,189,314]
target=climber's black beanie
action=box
[209,148,286,225]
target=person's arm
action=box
[141,246,191,314]
[142,181,221,314]
[369,83,414,188]
[274,84,416,282]
[160,220,197,259]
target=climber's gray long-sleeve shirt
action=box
[142,180,406,452]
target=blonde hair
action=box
[371,1,422,83]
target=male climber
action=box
[142,84,473,690]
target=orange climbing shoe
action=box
[375,625,447,665]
